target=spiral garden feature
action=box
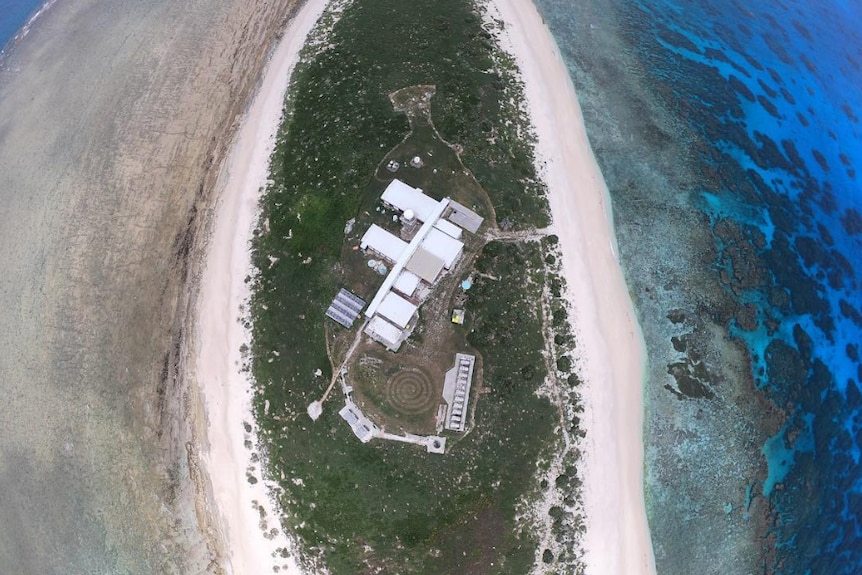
[385,368,436,414]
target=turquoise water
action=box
[534,0,860,572]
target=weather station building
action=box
[355,179,482,352]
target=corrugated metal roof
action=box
[447,200,484,233]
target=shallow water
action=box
[0,0,297,572]
[534,0,861,572]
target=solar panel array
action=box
[325,288,366,329]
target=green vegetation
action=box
[247,0,582,572]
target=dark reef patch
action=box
[756,94,781,118]
[729,75,755,101]
[799,52,817,73]
[766,66,783,85]
[791,20,812,41]
[657,25,700,54]
[757,78,778,99]
[779,86,795,104]
[811,149,830,172]
[841,207,862,235]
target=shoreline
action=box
[192,0,328,573]
[489,1,657,572]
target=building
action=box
[376,291,418,330]
[441,353,476,432]
[381,179,440,222]
[364,315,407,351]
[360,224,408,263]
[433,217,463,239]
[422,227,463,269]
[359,181,475,353]
[404,246,446,283]
[392,270,421,298]
[447,200,484,233]
[339,400,378,442]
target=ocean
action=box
[0,0,48,56]
[532,0,861,573]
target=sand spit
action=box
[192,0,328,572]
[489,1,657,573]
[0,0,301,572]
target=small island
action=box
[246,0,586,572]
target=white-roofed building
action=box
[433,218,463,239]
[381,179,440,222]
[377,291,418,329]
[421,227,463,269]
[364,315,407,351]
[393,270,421,297]
[360,224,408,263]
[339,401,378,442]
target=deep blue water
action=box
[535,0,861,572]
[621,0,862,571]
[0,0,49,56]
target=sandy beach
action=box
[489,1,657,573]
[192,0,327,573]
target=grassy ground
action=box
[248,0,577,572]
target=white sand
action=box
[490,1,657,573]
[193,0,328,573]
